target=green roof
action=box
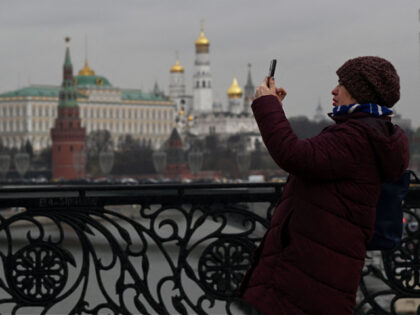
[0,86,171,103]
[122,89,170,102]
[0,86,60,98]
[74,75,111,87]
[0,86,87,99]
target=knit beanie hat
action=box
[336,56,400,108]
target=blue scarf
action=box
[331,103,393,117]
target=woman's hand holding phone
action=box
[255,77,287,105]
[254,59,286,105]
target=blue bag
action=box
[367,171,411,251]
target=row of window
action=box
[1,106,57,117]
[0,120,54,132]
[0,105,174,121]
[81,106,173,120]
[0,117,175,134]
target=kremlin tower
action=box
[227,77,243,114]
[243,63,255,112]
[50,37,86,180]
[163,128,189,179]
[193,24,213,113]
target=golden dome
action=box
[187,115,194,121]
[227,77,243,98]
[195,31,210,47]
[170,60,184,73]
[78,60,95,76]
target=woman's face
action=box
[331,83,357,107]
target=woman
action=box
[239,56,409,314]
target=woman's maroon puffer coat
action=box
[240,95,409,315]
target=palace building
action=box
[0,49,175,152]
[0,24,259,153]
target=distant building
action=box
[0,48,176,152]
[392,111,412,131]
[227,77,243,114]
[169,56,193,114]
[193,26,213,113]
[243,63,255,113]
[313,99,326,122]
[167,26,260,146]
[189,72,260,147]
[163,128,190,179]
[51,38,86,179]
[409,127,420,173]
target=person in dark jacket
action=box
[239,56,410,315]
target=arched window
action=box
[202,81,206,88]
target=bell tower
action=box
[50,37,86,180]
[193,21,213,113]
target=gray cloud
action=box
[0,0,419,126]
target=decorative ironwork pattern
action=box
[0,184,417,314]
[0,184,275,314]
[198,237,256,298]
[6,242,70,304]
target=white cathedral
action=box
[168,26,260,151]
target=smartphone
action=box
[267,59,277,87]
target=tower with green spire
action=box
[243,63,255,113]
[59,37,78,108]
[50,37,87,180]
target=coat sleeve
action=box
[252,95,368,181]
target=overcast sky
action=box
[0,0,419,127]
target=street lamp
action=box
[0,154,10,181]
[14,153,30,181]
[72,149,86,179]
[152,150,167,181]
[236,150,251,180]
[188,150,203,180]
[99,149,114,178]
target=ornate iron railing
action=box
[0,183,418,315]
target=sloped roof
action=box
[0,85,60,97]
[121,89,170,102]
[0,86,171,102]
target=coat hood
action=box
[334,113,410,182]
[364,120,409,182]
